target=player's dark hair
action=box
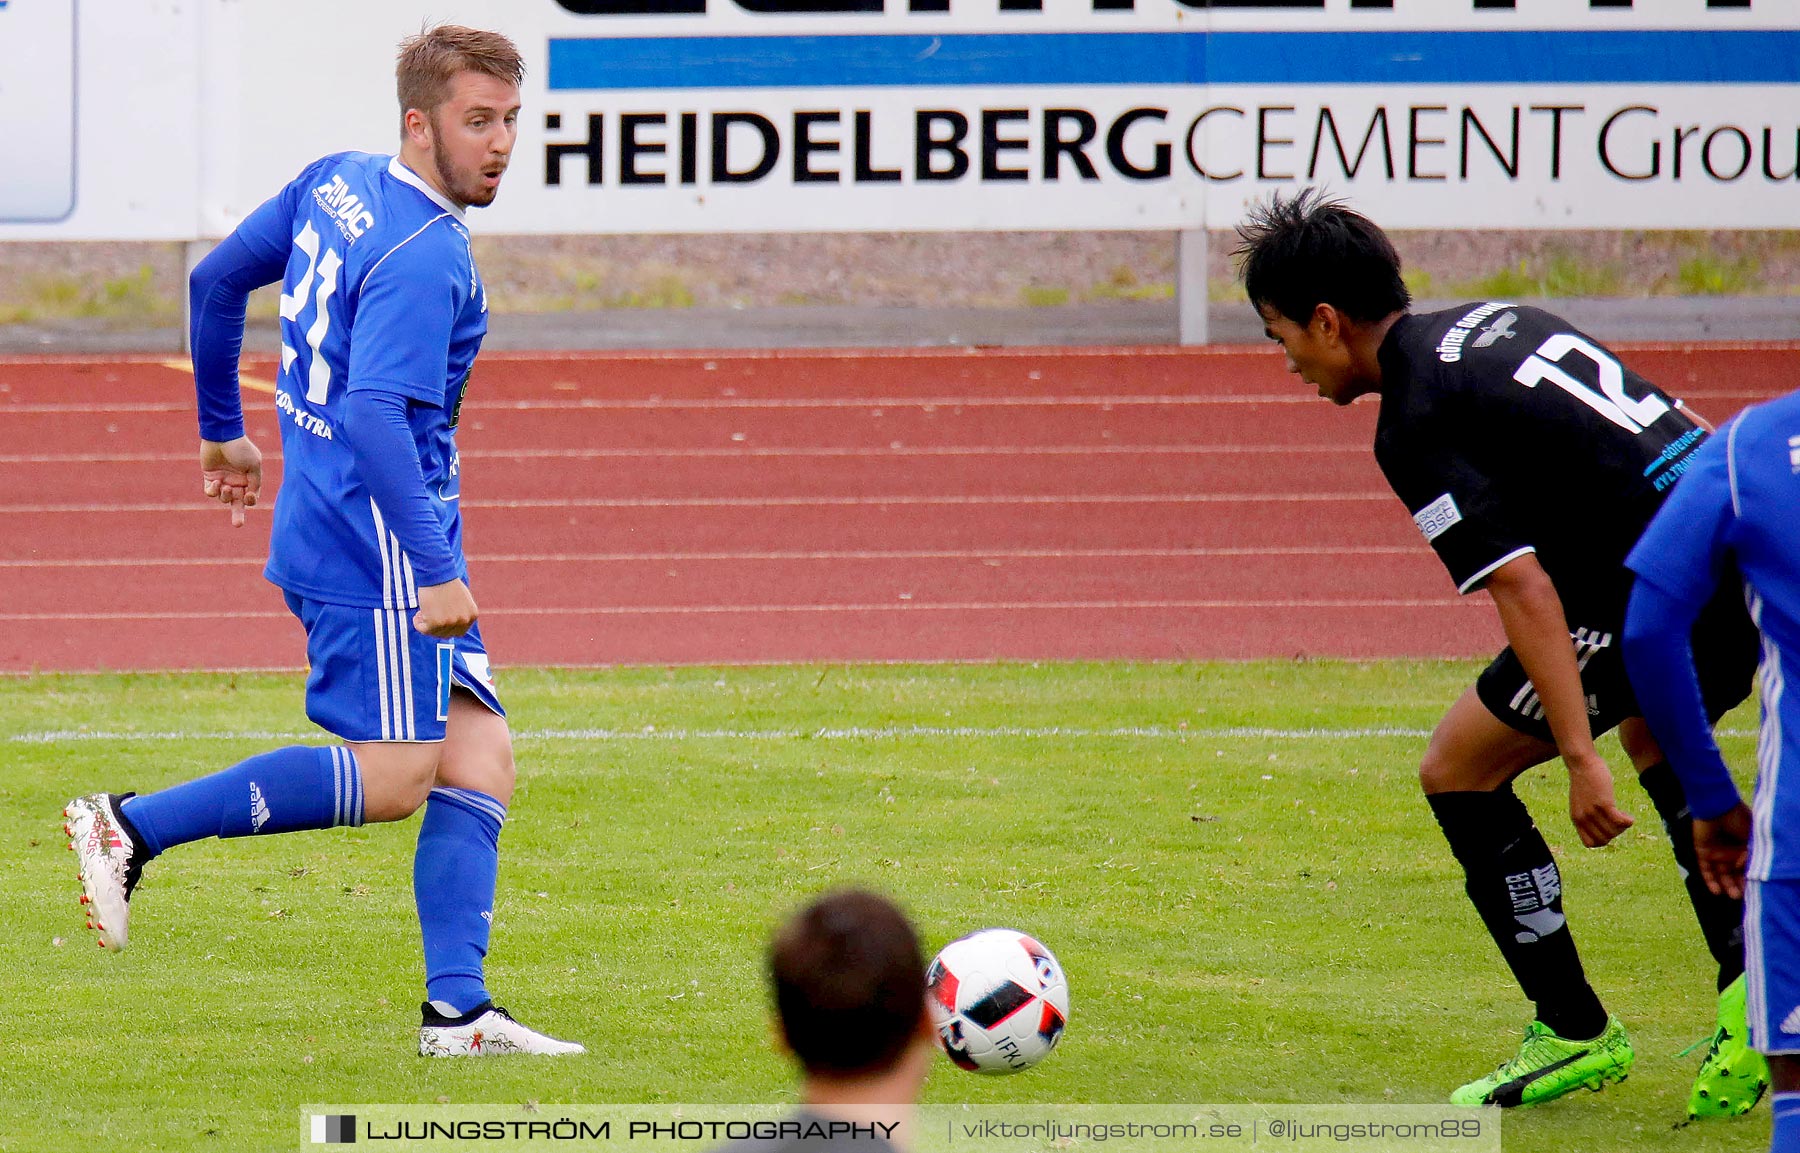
[1234,189,1411,325]
[396,25,525,123]
[770,889,925,1077]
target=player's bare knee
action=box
[448,740,515,804]
[437,695,515,803]
[1418,742,1461,794]
[1418,716,1472,793]
[1419,736,1519,794]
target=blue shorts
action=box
[283,591,505,743]
[1746,878,1800,1055]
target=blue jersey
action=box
[232,152,485,608]
[1628,393,1800,880]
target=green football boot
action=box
[1451,1017,1635,1108]
[1685,975,1769,1120]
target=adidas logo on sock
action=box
[1779,1006,1800,1034]
[250,782,270,833]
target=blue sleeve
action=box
[1622,436,1743,819]
[189,184,303,441]
[346,227,461,406]
[341,390,460,587]
[1623,581,1742,819]
[1626,431,1736,603]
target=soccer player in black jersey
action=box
[1236,190,1766,1115]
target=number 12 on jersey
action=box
[1512,334,1669,434]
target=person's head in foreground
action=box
[772,889,935,1106]
[1235,188,1412,406]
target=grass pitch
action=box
[2,662,1770,1151]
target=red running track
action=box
[2,343,1794,671]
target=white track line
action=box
[7,389,1778,416]
[6,723,1762,744]
[0,445,1370,464]
[0,493,1392,514]
[464,493,1390,509]
[0,599,1475,622]
[476,396,1313,409]
[8,403,191,414]
[0,546,1428,569]
[1,342,1795,368]
[9,395,1291,414]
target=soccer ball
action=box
[926,928,1069,1074]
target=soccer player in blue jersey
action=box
[1624,393,1800,1146]
[61,25,581,1057]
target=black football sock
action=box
[1637,760,1746,992]
[1428,788,1610,1041]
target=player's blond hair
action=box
[396,25,524,125]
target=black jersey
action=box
[1374,302,1708,620]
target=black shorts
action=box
[1475,581,1760,743]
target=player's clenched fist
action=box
[414,579,478,638]
[199,436,264,527]
[1567,755,1634,848]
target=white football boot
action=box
[418,1001,586,1057]
[63,793,144,951]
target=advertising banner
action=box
[1,0,1794,239]
[0,0,199,239]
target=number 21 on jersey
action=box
[279,221,342,406]
[1512,334,1669,434]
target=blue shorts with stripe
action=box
[1747,878,1800,1055]
[282,591,504,743]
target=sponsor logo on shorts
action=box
[1413,493,1463,542]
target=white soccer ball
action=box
[926,927,1069,1074]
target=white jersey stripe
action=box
[1752,592,1784,881]
[370,500,393,609]
[1726,416,1744,519]
[387,532,406,612]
